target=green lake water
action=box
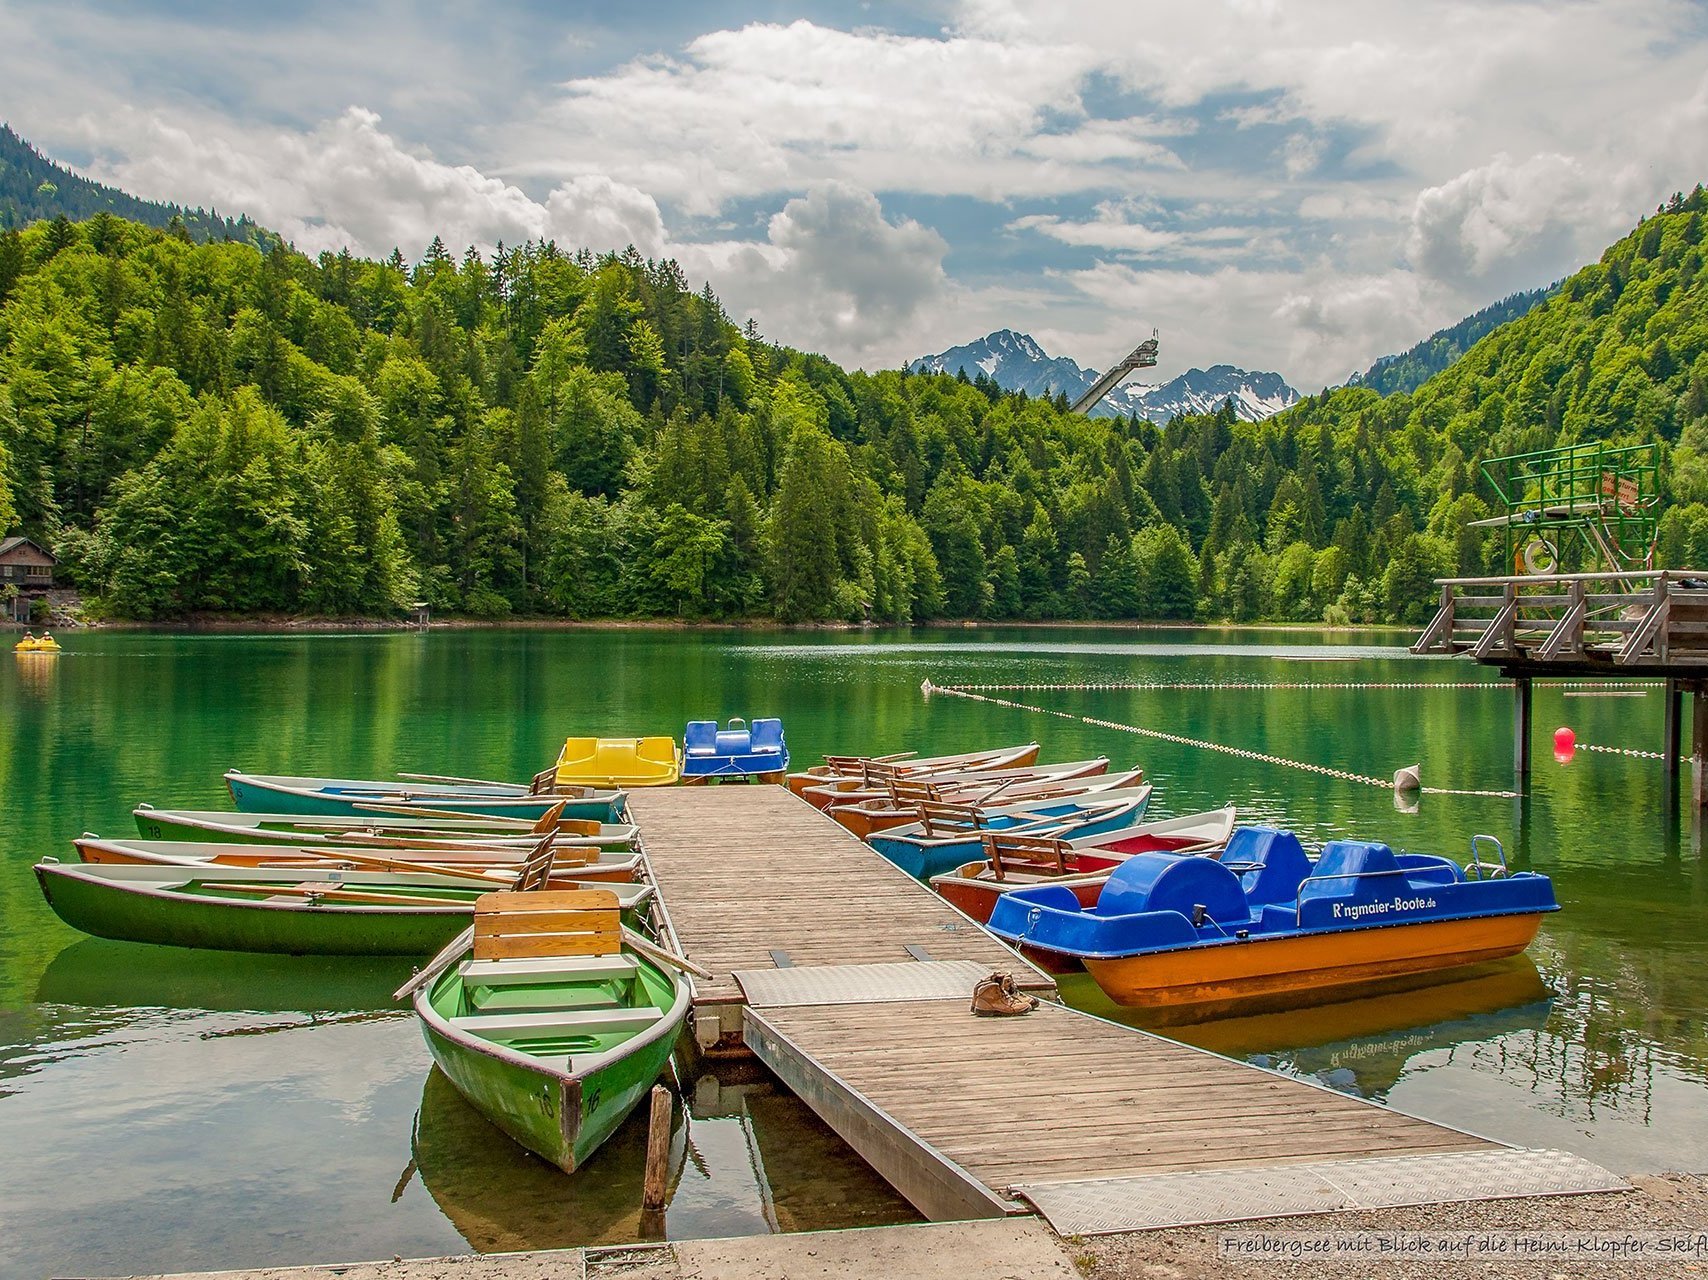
[2,627,1705,1277]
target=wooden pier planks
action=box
[626,786,1051,1005]
[629,786,1621,1228]
[746,998,1494,1218]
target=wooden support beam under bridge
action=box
[1414,570,1708,809]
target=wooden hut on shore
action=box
[0,536,56,622]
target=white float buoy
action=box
[1393,763,1421,792]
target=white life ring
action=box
[1520,538,1557,575]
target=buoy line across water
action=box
[921,680,1522,799]
[934,679,1660,693]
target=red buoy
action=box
[1554,726,1575,751]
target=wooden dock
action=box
[627,787,1624,1232]
[626,786,1054,1049]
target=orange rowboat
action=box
[784,743,1041,802]
[827,762,1139,839]
[930,807,1237,925]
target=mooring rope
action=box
[934,678,1660,693]
[1575,742,1668,760]
[923,681,1522,798]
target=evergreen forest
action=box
[1,184,1707,626]
[0,126,270,247]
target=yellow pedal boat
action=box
[14,632,60,653]
[554,736,681,788]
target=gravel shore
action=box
[1080,1174,1708,1278]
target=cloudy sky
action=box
[4,0,1707,389]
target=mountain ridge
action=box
[910,329,1299,423]
[1346,285,1558,396]
[0,124,271,247]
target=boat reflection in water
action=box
[410,1067,687,1252]
[37,937,410,1015]
[412,1061,917,1253]
[1059,956,1553,1101]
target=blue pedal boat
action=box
[987,827,1557,1018]
[681,718,789,782]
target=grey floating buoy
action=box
[1393,763,1421,792]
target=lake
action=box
[2,627,1703,1277]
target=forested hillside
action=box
[0,188,1703,625]
[0,126,269,246]
[1348,286,1556,396]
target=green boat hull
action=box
[39,864,653,957]
[37,865,470,956]
[226,775,622,823]
[419,962,685,1172]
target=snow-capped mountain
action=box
[910,329,1299,423]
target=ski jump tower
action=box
[1069,332,1159,415]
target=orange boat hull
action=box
[829,805,918,839]
[1084,913,1547,1014]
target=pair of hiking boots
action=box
[971,971,1039,1016]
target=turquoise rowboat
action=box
[34,861,655,956]
[867,787,1156,880]
[413,889,691,1174]
[224,771,626,822]
[131,807,637,850]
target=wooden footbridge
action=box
[626,787,1622,1233]
[1414,569,1708,800]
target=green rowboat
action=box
[35,861,655,956]
[413,889,690,1174]
[224,770,626,822]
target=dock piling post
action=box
[1667,681,1684,776]
[1694,688,1708,814]
[1514,674,1533,781]
[642,1084,674,1219]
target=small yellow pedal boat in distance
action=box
[14,630,61,653]
[554,736,681,788]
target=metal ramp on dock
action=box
[629,789,1627,1229]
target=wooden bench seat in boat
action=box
[460,954,638,985]
[449,1006,664,1038]
[461,953,639,1012]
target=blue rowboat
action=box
[681,718,789,782]
[867,786,1154,880]
[987,828,1558,1018]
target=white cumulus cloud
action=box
[677,182,951,367]
[80,107,666,260]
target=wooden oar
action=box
[326,833,601,864]
[620,926,714,979]
[398,772,527,789]
[249,846,531,884]
[209,882,476,907]
[353,801,564,820]
[257,839,588,883]
[312,832,547,855]
[394,925,475,1001]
